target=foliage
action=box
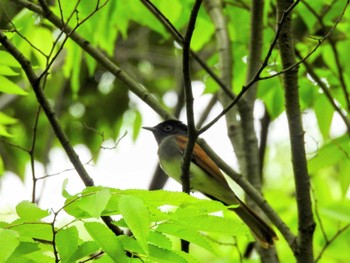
[2,187,248,262]
[0,0,350,262]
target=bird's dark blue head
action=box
[143,120,188,144]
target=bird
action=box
[143,119,278,248]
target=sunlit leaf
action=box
[85,222,128,262]
[314,94,333,139]
[16,201,50,221]
[0,65,19,76]
[321,201,350,222]
[119,195,150,254]
[0,76,27,95]
[56,227,79,263]
[0,229,20,262]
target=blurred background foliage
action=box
[1,0,350,262]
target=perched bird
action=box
[143,120,277,248]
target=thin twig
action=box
[140,0,234,100]
[301,0,350,111]
[295,49,350,133]
[315,223,350,263]
[199,0,301,135]
[260,0,349,82]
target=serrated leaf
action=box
[0,229,20,262]
[148,231,172,250]
[84,222,128,263]
[10,222,52,241]
[16,201,50,221]
[56,226,79,263]
[156,223,219,255]
[7,241,40,259]
[68,188,111,218]
[119,195,149,254]
[118,235,144,255]
[118,189,202,207]
[69,241,100,262]
[0,75,27,95]
[175,214,249,236]
[148,244,188,263]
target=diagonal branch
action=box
[0,30,124,237]
[199,0,301,135]
[140,0,234,99]
[13,0,173,121]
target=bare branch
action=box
[180,0,203,252]
[277,0,315,261]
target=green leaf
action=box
[0,75,28,95]
[7,241,41,260]
[84,222,128,263]
[0,112,17,125]
[56,226,79,263]
[0,51,21,67]
[191,13,215,51]
[119,235,196,263]
[118,195,150,254]
[156,223,219,255]
[148,231,172,250]
[0,65,19,76]
[66,188,111,218]
[148,244,190,263]
[69,241,100,262]
[321,201,350,222]
[0,229,20,262]
[61,178,73,199]
[132,110,142,141]
[16,201,50,221]
[308,135,349,174]
[257,78,284,119]
[0,125,13,137]
[339,161,350,196]
[314,94,334,139]
[174,213,249,236]
[117,189,204,207]
[10,221,52,241]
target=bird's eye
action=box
[163,125,173,132]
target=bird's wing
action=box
[175,135,230,188]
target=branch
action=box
[260,0,349,82]
[277,1,315,262]
[13,0,173,121]
[180,0,203,252]
[140,0,234,99]
[315,223,350,263]
[199,0,301,135]
[0,29,124,237]
[198,139,298,250]
[301,0,350,111]
[295,49,350,134]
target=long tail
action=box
[231,200,278,249]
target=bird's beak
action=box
[142,126,156,132]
